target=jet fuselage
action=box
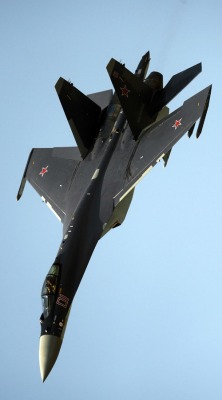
[17,51,211,381]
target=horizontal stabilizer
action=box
[88,89,113,109]
[55,78,102,158]
[152,63,202,113]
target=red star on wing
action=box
[120,85,130,98]
[172,118,182,130]
[39,166,48,177]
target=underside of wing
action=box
[114,85,212,206]
[17,147,81,222]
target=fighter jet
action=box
[17,51,211,381]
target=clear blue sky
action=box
[1,0,222,399]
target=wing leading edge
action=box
[114,85,212,206]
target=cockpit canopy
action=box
[41,263,60,318]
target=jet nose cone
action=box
[39,335,62,382]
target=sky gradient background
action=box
[1,1,222,399]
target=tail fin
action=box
[55,79,112,158]
[135,51,151,80]
[107,58,202,140]
[55,78,101,158]
[106,58,154,139]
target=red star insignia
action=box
[39,166,48,177]
[172,118,182,130]
[120,85,130,98]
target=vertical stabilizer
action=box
[135,51,151,81]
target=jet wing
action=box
[114,85,212,206]
[17,147,81,222]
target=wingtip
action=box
[17,176,26,202]
[17,149,34,201]
[196,85,212,138]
